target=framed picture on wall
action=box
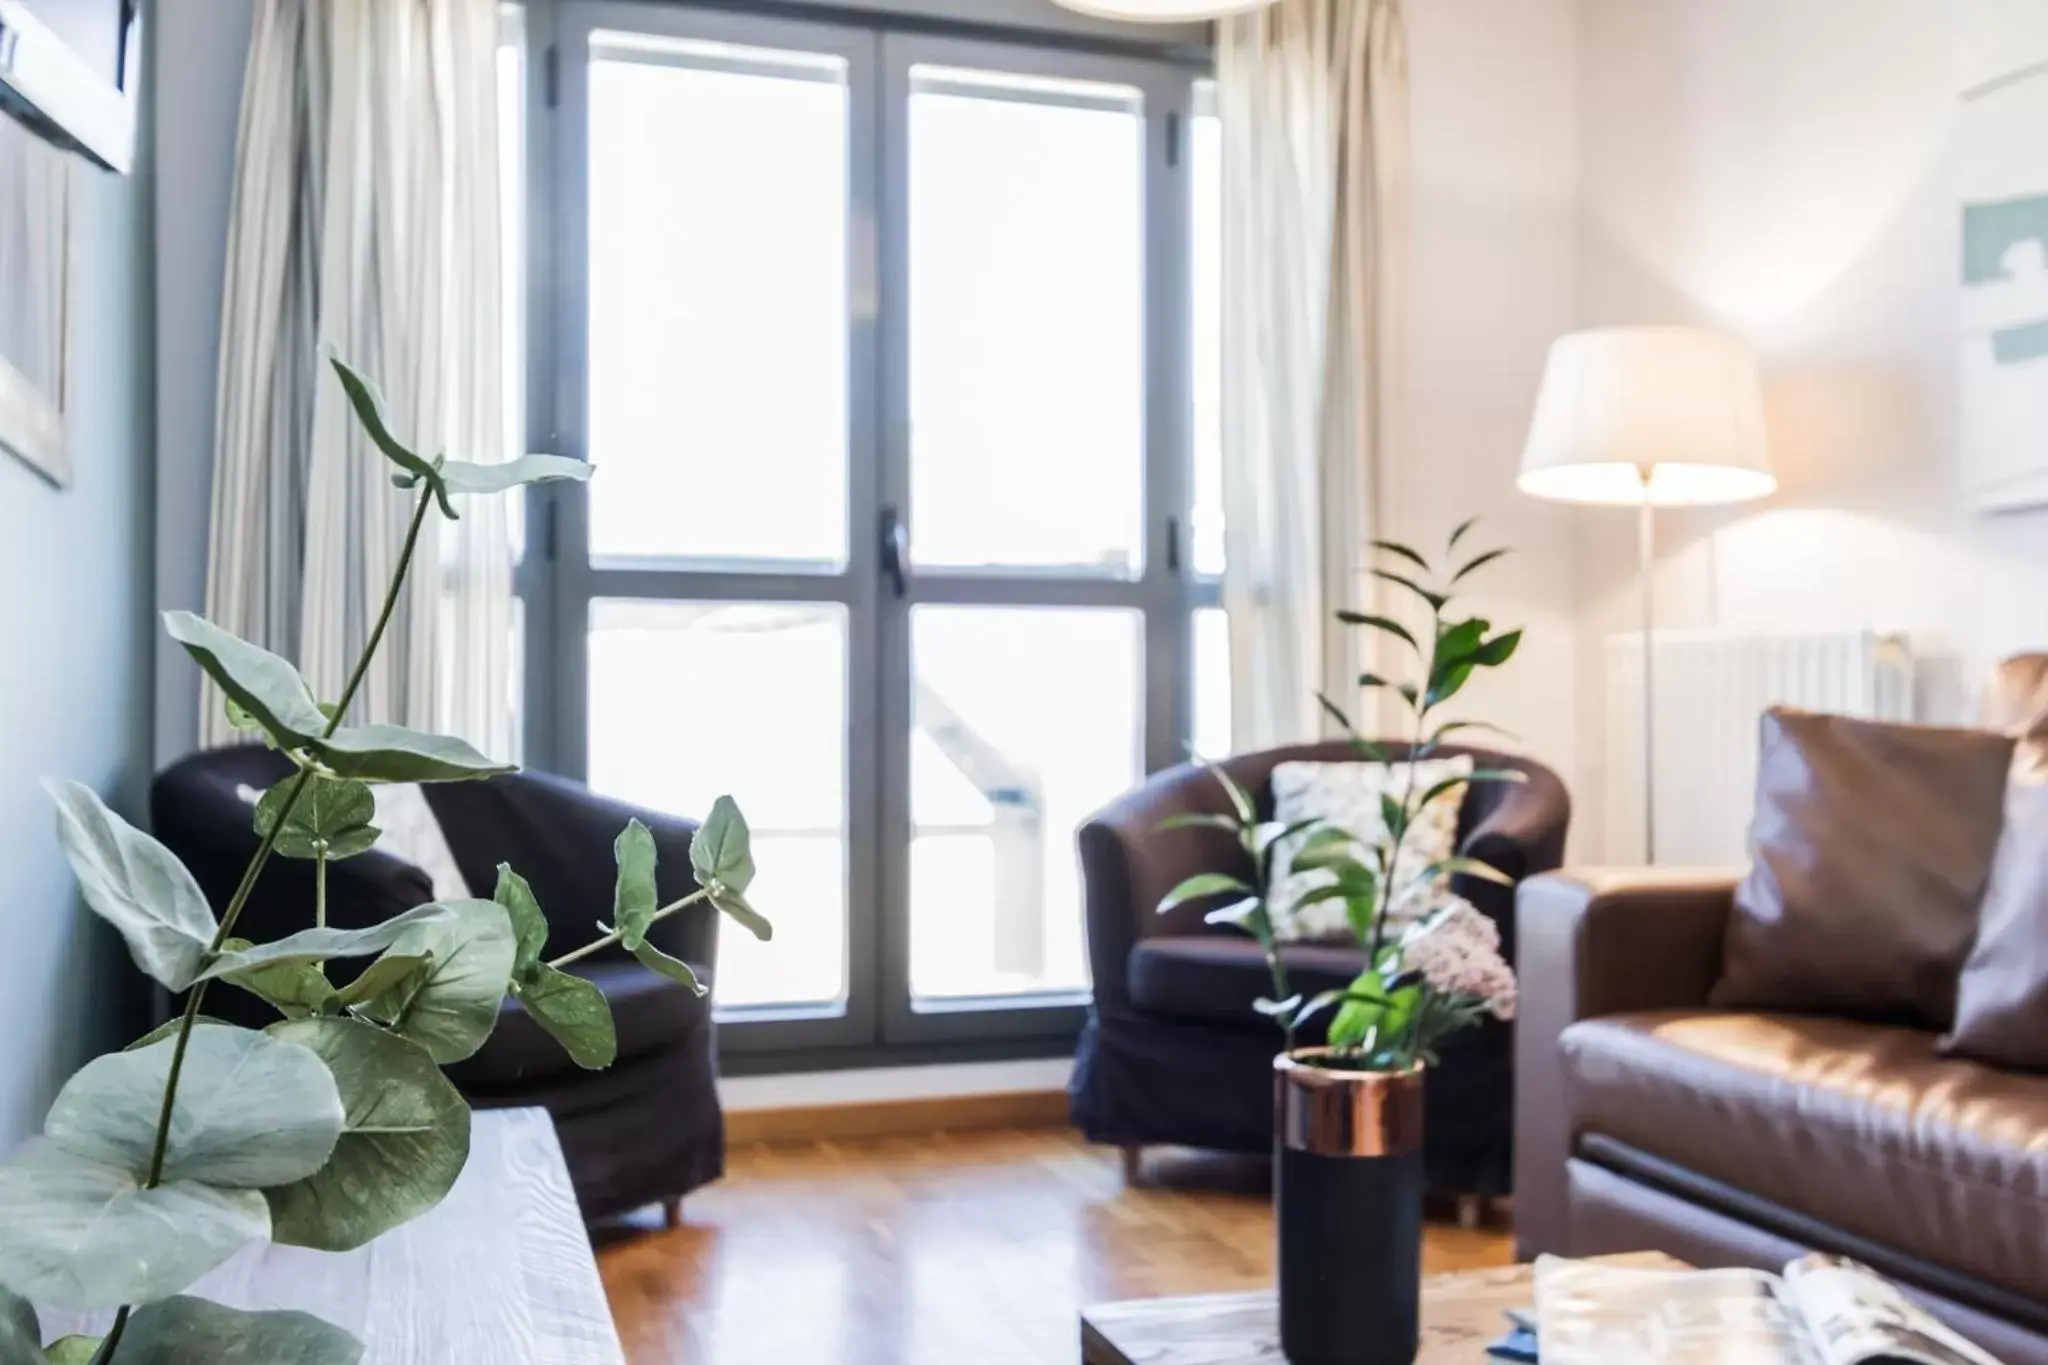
[0,109,70,487]
[1959,1,2048,512]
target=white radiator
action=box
[1603,628,1914,864]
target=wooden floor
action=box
[596,1127,1514,1365]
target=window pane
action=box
[909,606,1142,1001]
[908,67,1144,574]
[1193,606,1231,759]
[586,36,849,565]
[1191,86,1224,576]
[587,599,848,1011]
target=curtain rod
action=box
[630,0,1214,68]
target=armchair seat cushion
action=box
[1127,936,1369,1025]
[447,960,711,1090]
[1561,1010,2048,1302]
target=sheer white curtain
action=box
[202,0,514,756]
[1217,0,1410,748]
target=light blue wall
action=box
[0,66,154,1139]
[152,0,252,767]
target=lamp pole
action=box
[1636,466,1656,865]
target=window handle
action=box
[880,506,910,599]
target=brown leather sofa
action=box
[1516,867,2048,1365]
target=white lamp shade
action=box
[1518,326,1776,506]
[1051,0,1276,21]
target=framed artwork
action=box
[0,109,70,487]
[1960,2,2048,511]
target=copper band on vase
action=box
[1274,1051,1426,1157]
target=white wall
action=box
[1571,0,2040,857]
[1399,0,1585,839]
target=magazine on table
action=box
[1532,1253,2004,1365]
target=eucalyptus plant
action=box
[0,357,772,1364]
[1157,520,1523,1071]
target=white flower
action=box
[1399,897,1518,1021]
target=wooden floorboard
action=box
[723,1089,1072,1145]
[596,1127,1514,1365]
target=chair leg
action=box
[1120,1145,1145,1187]
[661,1196,684,1229]
[1457,1195,1484,1231]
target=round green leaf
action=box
[43,779,217,991]
[263,1019,471,1252]
[331,953,431,1008]
[254,777,378,861]
[312,724,513,784]
[193,904,454,985]
[117,1294,363,1364]
[0,1284,39,1365]
[327,354,440,492]
[0,1145,268,1310]
[690,796,754,893]
[493,864,549,980]
[161,611,329,749]
[709,886,772,943]
[358,900,515,1063]
[46,1027,343,1189]
[125,1016,235,1052]
[44,1337,102,1365]
[611,820,658,951]
[628,940,704,998]
[215,942,333,1020]
[514,965,618,1069]
[436,454,591,495]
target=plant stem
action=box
[1369,603,1441,967]
[328,489,434,733]
[90,1307,131,1365]
[104,488,436,1365]
[546,888,710,970]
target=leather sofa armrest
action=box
[1512,868,1739,1260]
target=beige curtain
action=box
[203,0,514,757]
[1217,0,1411,748]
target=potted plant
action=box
[0,357,773,1362]
[1156,524,1523,1365]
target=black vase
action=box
[1274,1052,1426,1365]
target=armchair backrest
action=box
[151,749,713,977]
[1077,743,1570,1006]
[1169,741,1565,934]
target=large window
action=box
[517,3,1206,1056]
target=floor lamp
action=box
[1517,327,1776,864]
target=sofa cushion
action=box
[1946,782,2048,1071]
[448,960,710,1091]
[1561,1010,2048,1302]
[1712,709,2014,1029]
[1127,936,1368,1025]
[1266,757,1472,941]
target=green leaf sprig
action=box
[4,357,776,1365]
[1154,518,1526,1069]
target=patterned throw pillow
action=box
[1266,757,1474,943]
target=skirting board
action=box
[725,1089,1072,1145]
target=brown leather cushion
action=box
[1712,709,2014,1028]
[1127,936,1368,1025]
[1561,1011,2048,1302]
[1945,782,2048,1070]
